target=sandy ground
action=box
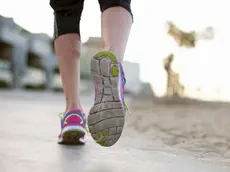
[1,90,230,169]
[124,95,230,163]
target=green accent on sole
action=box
[61,130,85,145]
[111,66,119,77]
[92,131,110,147]
[102,130,108,136]
[94,51,118,63]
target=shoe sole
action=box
[58,126,86,145]
[88,51,125,147]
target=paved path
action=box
[0,91,229,172]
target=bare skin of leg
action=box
[54,34,82,112]
[101,7,132,62]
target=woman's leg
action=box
[55,34,81,111]
[50,0,84,112]
[50,0,87,145]
[88,0,133,147]
[54,34,81,111]
[101,6,132,62]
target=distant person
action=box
[49,0,133,146]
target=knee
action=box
[98,0,133,21]
[55,34,81,57]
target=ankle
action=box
[66,102,82,112]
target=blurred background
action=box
[1,0,230,164]
[1,0,230,100]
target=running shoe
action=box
[58,109,87,145]
[88,51,130,147]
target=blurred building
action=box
[0,15,143,94]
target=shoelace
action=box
[124,101,131,116]
[58,112,89,132]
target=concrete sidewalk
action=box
[0,91,229,172]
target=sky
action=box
[0,0,230,100]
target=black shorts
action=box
[50,0,133,39]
